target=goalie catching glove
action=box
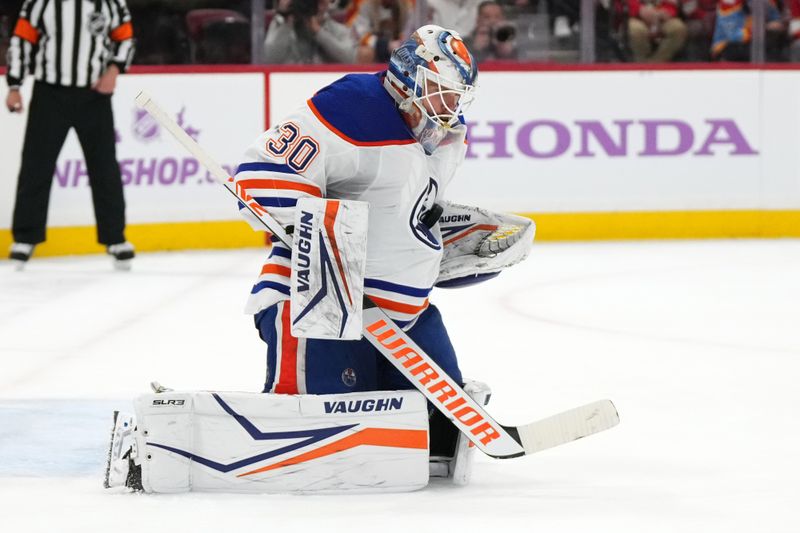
[435,201,535,287]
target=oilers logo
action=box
[409,178,441,250]
[341,368,357,387]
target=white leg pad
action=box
[133,390,429,494]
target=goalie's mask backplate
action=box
[384,25,478,153]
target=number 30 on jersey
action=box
[266,122,320,173]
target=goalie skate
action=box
[103,411,142,490]
[429,379,491,485]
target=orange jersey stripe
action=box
[110,21,134,42]
[236,178,322,197]
[260,264,291,277]
[368,295,430,315]
[13,18,39,44]
[237,428,428,477]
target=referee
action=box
[5,0,136,270]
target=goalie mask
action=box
[384,25,478,154]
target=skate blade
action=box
[103,411,120,489]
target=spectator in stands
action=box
[790,0,800,61]
[711,0,783,61]
[594,0,631,62]
[548,0,580,39]
[627,0,688,62]
[681,0,717,61]
[427,0,484,36]
[264,0,357,63]
[348,0,412,63]
[465,1,518,62]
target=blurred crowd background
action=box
[0,0,796,67]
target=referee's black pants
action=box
[12,81,127,246]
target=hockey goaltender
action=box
[104,25,619,494]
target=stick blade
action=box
[515,399,619,455]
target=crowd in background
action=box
[2,0,800,66]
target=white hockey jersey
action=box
[235,72,468,328]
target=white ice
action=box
[1,240,799,533]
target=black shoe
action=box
[9,243,35,270]
[107,242,135,270]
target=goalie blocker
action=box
[290,197,368,340]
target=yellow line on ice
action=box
[519,210,800,241]
[0,220,265,259]
[1,210,799,259]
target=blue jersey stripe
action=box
[392,317,415,328]
[364,278,432,298]
[239,198,297,210]
[269,246,292,259]
[236,162,299,175]
[253,197,298,208]
[251,281,291,296]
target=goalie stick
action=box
[135,91,619,459]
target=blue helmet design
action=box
[384,25,478,153]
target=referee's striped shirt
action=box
[6,0,135,89]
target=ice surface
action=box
[1,241,799,533]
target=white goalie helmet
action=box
[384,25,478,152]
